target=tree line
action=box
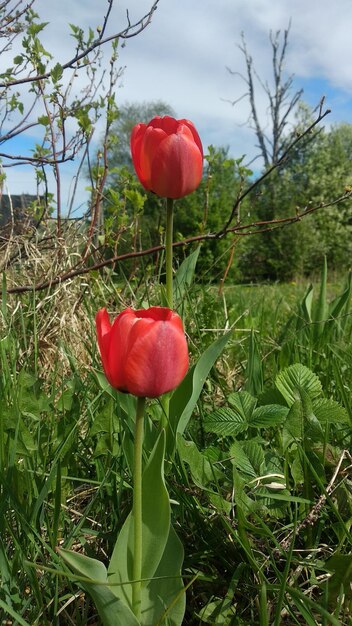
[1,6,351,290]
[100,99,352,283]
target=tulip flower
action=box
[96,306,189,398]
[130,115,203,199]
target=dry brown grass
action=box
[1,219,100,377]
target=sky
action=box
[2,0,352,214]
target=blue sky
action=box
[2,0,352,213]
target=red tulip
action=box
[96,306,189,398]
[130,115,203,199]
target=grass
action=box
[1,258,352,624]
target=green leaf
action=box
[230,440,258,478]
[301,284,314,323]
[51,62,63,83]
[203,392,257,436]
[249,404,289,428]
[0,600,31,626]
[312,256,328,341]
[94,368,118,398]
[290,453,304,485]
[37,115,49,126]
[242,441,265,475]
[59,548,109,581]
[275,364,322,406]
[141,525,185,626]
[313,398,349,424]
[282,400,303,451]
[324,553,352,606]
[108,431,170,612]
[299,388,324,443]
[328,272,352,326]
[168,330,232,453]
[56,381,75,412]
[228,391,257,420]
[173,247,201,304]
[204,407,247,436]
[177,435,224,487]
[27,21,49,36]
[244,329,263,397]
[58,549,139,626]
[197,564,245,625]
[231,466,256,514]
[255,491,310,504]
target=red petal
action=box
[140,126,167,189]
[178,119,203,157]
[124,318,189,397]
[150,131,203,199]
[148,116,179,134]
[133,305,173,322]
[107,308,136,390]
[130,124,147,185]
[95,308,113,384]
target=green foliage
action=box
[61,431,186,625]
[168,329,233,454]
[58,549,140,626]
[2,263,352,623]
[241,108,352,281]
[102,143,248,281]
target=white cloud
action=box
[2,0,352,210]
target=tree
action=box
[0,0,160,260]
[228,27,352,280]
[3,6,349,293]
[228,25,303,169]
[239,107,352,280]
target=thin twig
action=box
[278,450,352,553]
[0,1,160,88]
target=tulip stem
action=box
[161,197,174,430]
[132,395,146,621]
[165,197,174,309]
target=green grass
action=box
[1,263,352,624]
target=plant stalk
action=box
[160,198,174,430]
[165,197,174,309]
[132,395,146,620]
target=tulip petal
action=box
[107,308,138,390]
[95,308,114,384]
[150,130,203,199]
[140,126,167,190]
[148,115,179,134]
[130,124,147,186]
[178,119,203,157]
[96,305,189,397]
[124,319,189,397]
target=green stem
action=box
[161,198,174,430]
[132,396,146,620]
[165,197,174,309]
[160,394,169,430]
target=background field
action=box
[1,257,352,624]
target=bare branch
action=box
[229,24,303,166]
[0,0,160,88]
[217,100,331,237]
[7,159,349,295]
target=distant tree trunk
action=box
[228,24,303,169]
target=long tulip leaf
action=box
[108,430,170,611]
[58,549,139,626]
[168,330,232,453]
